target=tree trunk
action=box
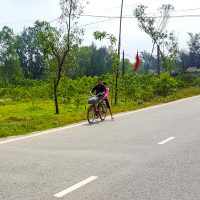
[146,42,156,74]
[54,81,59,114]
[159,50,168,72]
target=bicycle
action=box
[87,93,107,123]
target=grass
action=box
[1,86,200,138]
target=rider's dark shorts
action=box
[104,99,110,108]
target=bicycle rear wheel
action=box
[100,103,107,121]
[87,105,95,123]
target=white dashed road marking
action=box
[158,137,175,145]
[54,176,98,198]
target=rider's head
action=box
[97,77,103,84]
[103,82,107,86]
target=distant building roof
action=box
[186,67,200,73]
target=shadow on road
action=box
[83,118,114,126]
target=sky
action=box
[0,0,200,61]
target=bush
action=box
[192,76,200,86]
[0,88,9,98]
[140,85,155,101]
[1,72,200,105]
[155,73,179,96]
[176,73,194,87]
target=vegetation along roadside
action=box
[1,73,200,138]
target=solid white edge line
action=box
[114,95,200,118]
[0,122,87,145]
[54,176,98,198]
[1,95,199,145]
[158,137,175,145]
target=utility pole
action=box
[114,0,124,105]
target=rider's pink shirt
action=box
[104,87,109,100]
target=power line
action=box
[142,7,200,16]
[2,13,200,36]
[11,18,59,36]
[84,4,200,16]
[2,5,200,27]
[80,14,119,18]
[175,7,200,12]
[77,18,118,27]
[124,53,135,59]
[0,17,59,26]
[10,18,116,36]
[79,14,200,19]
[48,17,60,23]
[169,14,200,18]
[1,12,200,28]
[85,3,138,14]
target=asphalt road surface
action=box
[1,96,200,200]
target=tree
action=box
[65,44,114,77]
[16,21,50,79]
[38,0,84,114]
[164,32,179,74]
[187,32,200,68]
[178,50,190,72]
[140,50,157,73]
[134,4,174,75]
[76,46,93,77]
[0,26,23,87]
[89,43,114,76]
[121,58,133,74]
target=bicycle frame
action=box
[93,100,103,116]
[87,100,107,123]
[87,93,107,123]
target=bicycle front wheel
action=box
[87,105,95,123]
[100,103,107,121]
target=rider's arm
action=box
[102,84,106,93]
[91,85,97,93]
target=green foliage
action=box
[93,31,117,46]
[16,21,51,79]
[0,26,24,87]
[1,73,198,103]
[1,73,200,137]
[155,72,179,96]
[140,50,157,73]
[187,32,200,68]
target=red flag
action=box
[133,51,141,72]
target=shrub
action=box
[155,72,179,96]
[140,85,155,101]
[192,76,200,86]
[176,73,194,87]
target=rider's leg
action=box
[105,99,113,119]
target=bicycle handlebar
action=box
[90,91,105,96]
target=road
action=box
[1,96,200,200]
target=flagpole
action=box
[115,0,124,105]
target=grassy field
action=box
[1,86,200,138]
